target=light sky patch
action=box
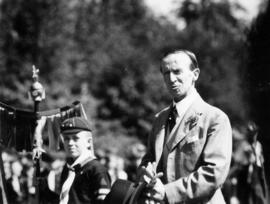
[144,0,262,21]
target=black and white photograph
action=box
[0,0,269,203]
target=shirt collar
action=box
[173,87,198,118]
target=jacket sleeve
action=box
[165,110,232,203]
[137,116,159,177]
[91,164,111,204]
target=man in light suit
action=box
[137,50,232,204]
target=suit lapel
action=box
[155,125,165,164]
[155,104,173,165]
[155,106,170,164]
[166,94,204,152]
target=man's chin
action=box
[170,89,183,96]
[172,93,185,102]
[68,152,79,159]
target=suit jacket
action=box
[140,93,232,204]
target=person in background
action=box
[107,154,127,184]
[6,158,27,204]
[232,121,269,204]
[47,153,65,194]
[137,50,232,204]
[126,143,146,182]
[96,149,108,167]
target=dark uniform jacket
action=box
[60,159,111,204]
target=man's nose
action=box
[67,139,75,145]
[169,72,177,82]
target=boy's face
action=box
[63,131,92,159]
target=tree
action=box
[176,0,248,124]
[0,0,70,107]
[0,0,250,149]
[0,0,179,145]
[246,0,270,184]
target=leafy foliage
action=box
[176,0,247,124]
[0,0,248,148]
[245,0,270,183]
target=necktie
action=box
[168,106,177,133]
[156,106,178,176]
[59,167,76,204]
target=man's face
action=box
[161,53,199,102]
[63,131,92,159]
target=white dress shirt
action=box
[173,87,198,124]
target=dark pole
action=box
[0,141,8,204]
[34,100,40,204]
[30,65,45,204]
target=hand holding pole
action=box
[29,65,45,204]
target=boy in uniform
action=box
[36,116,111,204]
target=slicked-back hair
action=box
[160,49,199,72]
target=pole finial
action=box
[30,65,45,102]
[32,65,39,82]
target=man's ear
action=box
[193,68,200,81]
[87,137,92,149]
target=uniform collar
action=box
[67,150,95,173]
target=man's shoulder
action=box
[154,105,171,118]
[197,99,230,122]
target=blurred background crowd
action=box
[0,0,270,203]
[1,120,268,204]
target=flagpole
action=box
[0,142,8,204]
[30,65,45,204]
